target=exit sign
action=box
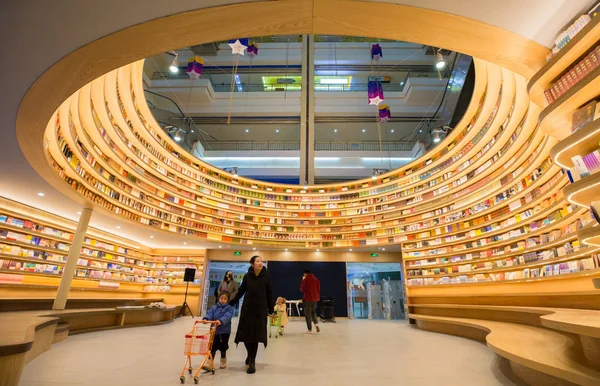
[370,253,378,257]
[234,251,242,256]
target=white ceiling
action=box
[0,0,593,249]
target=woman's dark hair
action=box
[304,269,312,274]
[223,270,233,280]
[249,255,261,265]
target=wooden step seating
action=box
[0,298,183,386]
[409,304,600,386]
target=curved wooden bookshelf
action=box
[528,16,600,107]
[538,65,600,140]
[550,118,600,168]
[565,172,600,208]
[579,225,600,247]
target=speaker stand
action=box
[176,281,195,319]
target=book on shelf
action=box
[571,100,598,132]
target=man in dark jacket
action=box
[300,269,321,333]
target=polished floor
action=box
[21,317,523,386]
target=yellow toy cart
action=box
[269,310,284,338]
[180,320,218,384]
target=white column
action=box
[307,34,315,184]
[300,34,309,186]
[52,208,92,310]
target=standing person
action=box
[215,270,238,303]
[300,269,321,333]
[202,293,234,369]
[229,256,274,374]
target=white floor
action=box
[21,317,523,386]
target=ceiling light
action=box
[382,248,386,251]
[116,226,121,229]
[183,242,187,245]
[372,175,377,180]
[169,54,179,73]
[276,129,279,133]
[390,129,394,133]
[320,78,349,85]
[77,211,82,215]
[191,130,195,133]
[362,129,366,133]
[435,50,446,69]
[400,81,405,86]
[316,249,320,252]
[349,249,353,252]
[253,247,256,250]
[419,130,422,133]
[37,192,44,196]
[150,235,154,238]
[334,129,338,133]
[174,135,181,142]
[285,248,288,251]
[245,129,249,133]
[433,132,441,143]
[218,246,222,248]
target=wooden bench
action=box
[0,302,181,386]
[411,314,600,386]
[409,304,600,385]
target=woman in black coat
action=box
[229,255,274,374]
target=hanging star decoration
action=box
[228,38,248,55]
[378,104,391,122]
[368,80,385,105]
[185,56,204,79]
[247,41,259,57]
[371,43,383,61]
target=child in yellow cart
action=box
[203,293,234,369]
[273,297,289,335]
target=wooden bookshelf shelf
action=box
[579,225,600,247]
[550,118,600,168]
[404,207,584,260]
[538,65,600,140]
[564,171,600,207]
[528,15,600,107]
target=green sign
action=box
[370,253,378,257]
[234,251,242,256]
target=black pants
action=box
[304,301,319,330]
[244,342,259,363]
[211,333,230,359]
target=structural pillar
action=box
[299,34,315,186]
[52,207,92,310]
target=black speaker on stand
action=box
[175,268,196,319]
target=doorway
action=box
[347,262,405,320]
[204,261,255,317]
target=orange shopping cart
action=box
[180,320,219,384]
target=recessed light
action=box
[77,212,82,215]
[245,129,249,133]
[183,242,187,245]
[116,226,121,229]
[276,129,279,133]
[253,247,256,250]
[390,129,394,133]
[218,246,222,248]
[382,248,386,251]
[285,248,288,251]
[191,130,195,133]
[362,129,366,133]
[334,129,338,133]
[419,129,422,133]
[349,249,353,252]
[316,249,320,252]
[150,235,154,238]
[37,192,44,197]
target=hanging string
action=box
[227,54,240,125]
